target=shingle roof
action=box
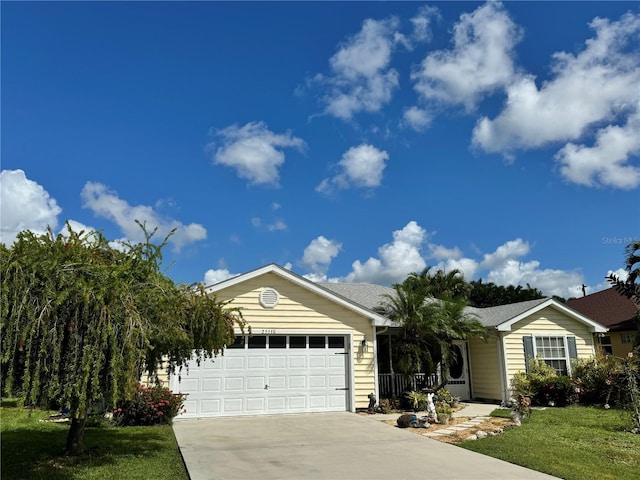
[317,282,395,312]
[464,298,550,327]
[319,283,554,328]
[566,288,638,331]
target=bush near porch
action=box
[462,406,640,480]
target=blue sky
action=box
[2,1,639,299]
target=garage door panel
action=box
[289,375,306,388]
[223,398,243,413]
[310,356,326,368]
[201,399,221,414]
[267,397,286,410]
[309,376,326,388]
[248,356,266,369]
[246,397,266,412]
[174,335,349,418]
[288,397,306,409]
[309,396,326,408]
[289,356,307,368]
[269,376,286,389]
[202,378,222,392]
[225,357,245,369]
[224,377,244,391]
[180,378,199,391]
[269,356,286,368]
[246,376,266,390]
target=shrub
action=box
[533,375,577,407]
[113,384,186,426]
[435,388,452,404]
[572,354,624,406]
[406,391,429,412]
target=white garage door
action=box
[171,334,349,418]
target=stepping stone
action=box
[449,426,469,431]
[433,428,456,435]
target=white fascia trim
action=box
[499,331,510,404]
[496,298,608,333]
[207,264,393,327]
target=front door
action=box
[447,341,470,400]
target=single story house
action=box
[566,288,638,357]
[170,264,606,418]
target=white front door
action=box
[447,341,470,400]
[171,334,350,418]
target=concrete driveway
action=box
[173,413,558,480]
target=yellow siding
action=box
[504,306,595,387]
[607,331,636,357]
[215,272,375,409]
[468,334,502,401]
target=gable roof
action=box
[469,297,607,332]
[566,288,638,331]
[206,264,607,333]
[205,263,394,327]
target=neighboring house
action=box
[566,288,639,357]
[170,264,606,418]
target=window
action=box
[534,336,569,376]
[598,335,613,355]
[289,336,306,349]
[621,334,633,344]
[268,336,287,349]
[328,336,345,349]
[247,336,267,349]
[227,336,245,349]
[309,336,325,349]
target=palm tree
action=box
[377,281,486,387]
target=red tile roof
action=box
[567,288,638,331]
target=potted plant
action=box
[406,391,429,412]
[436,403,452,425]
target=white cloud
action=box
[402,106,432,131]
[267,220,287,232]
[410,5,439,43]
[317,144,389,194]
[411,1,521,110]
[0,169,62,246]
[209,121,305,187]
[301,236,342,277]
[472,11,640,184]
[429,244,462,261]
[315,17,402,120]
[203,268,237,286]
[81,182,206,252]
[555,107,640,189]
[343,221,427,285]
[486,259,583,299]
[479,238,530,270]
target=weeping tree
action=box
[0,225,245,455]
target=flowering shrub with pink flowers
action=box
[113,384,186,426]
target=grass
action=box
[461,405,640,480]
[0,400,189,480]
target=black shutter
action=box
[523,336,534,373]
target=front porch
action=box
[378,372,439,399]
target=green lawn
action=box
[462,406,640,480]
[0,401,189,480]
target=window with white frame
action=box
[598,335,613,355]
[621,334,633,344]
[534,336,569,375]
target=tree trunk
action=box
[65,416,87,455]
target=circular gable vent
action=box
[259,288,279,308]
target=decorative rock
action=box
[488,431,497,437]
[494,427,503,434]
[476,430,488,439]
[465,434,478,441]
[397,413,416,428]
